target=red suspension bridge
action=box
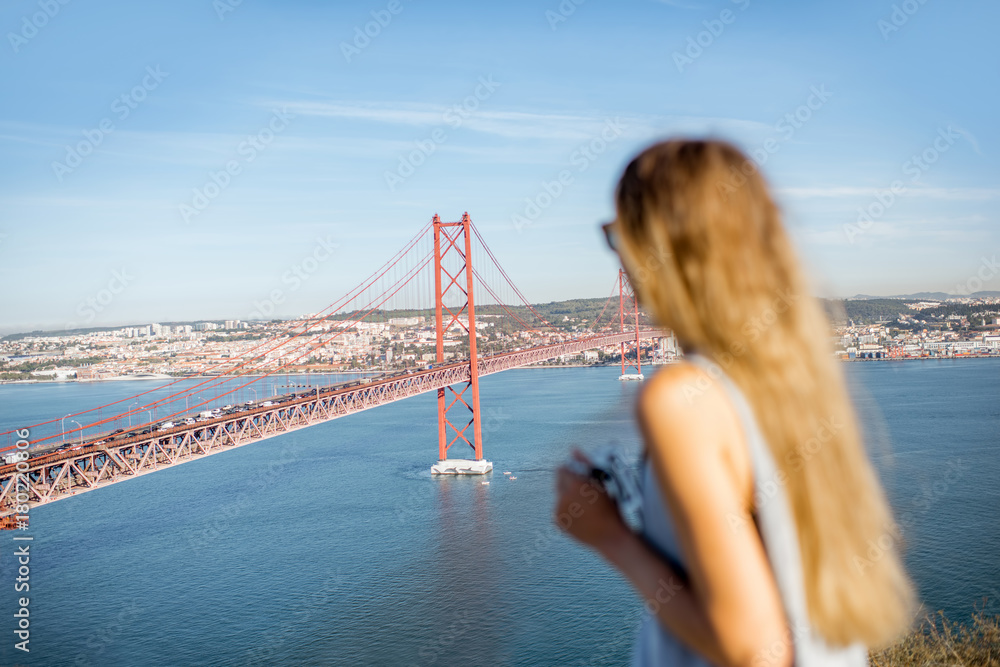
[0,214,664,520]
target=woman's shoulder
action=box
[637,359,753,499]
[637,358,732,423]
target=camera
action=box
[566,444,643,529]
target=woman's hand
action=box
[553,450,629,551]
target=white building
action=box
[389,316,424,326]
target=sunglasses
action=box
[601,221,619,252]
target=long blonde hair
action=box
[614,139,913,647]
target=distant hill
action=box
[1,321,224,342]
[824,297,999,326]
[5,291,998,340]
[848,291,1000,300]
[824,299,909,325]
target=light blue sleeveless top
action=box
[632,354,868,667]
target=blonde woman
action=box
[554,140,914,666]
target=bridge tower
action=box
[430,213,491,474]
[618,269,644,381]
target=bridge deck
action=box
[0,331,661,516]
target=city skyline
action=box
[2,0,998,333]
[4,288,1000,338]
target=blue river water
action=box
[0,360,997,666]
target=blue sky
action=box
[1,0,998,333]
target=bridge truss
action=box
[0,213,666,518]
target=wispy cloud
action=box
[778,186,1000,201]
[951,125,982,155]
[271,100,622,140]
[655,0,704,9]
[799,217,996,247]
[269,99,773,143]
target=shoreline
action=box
[4,354,998,385]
